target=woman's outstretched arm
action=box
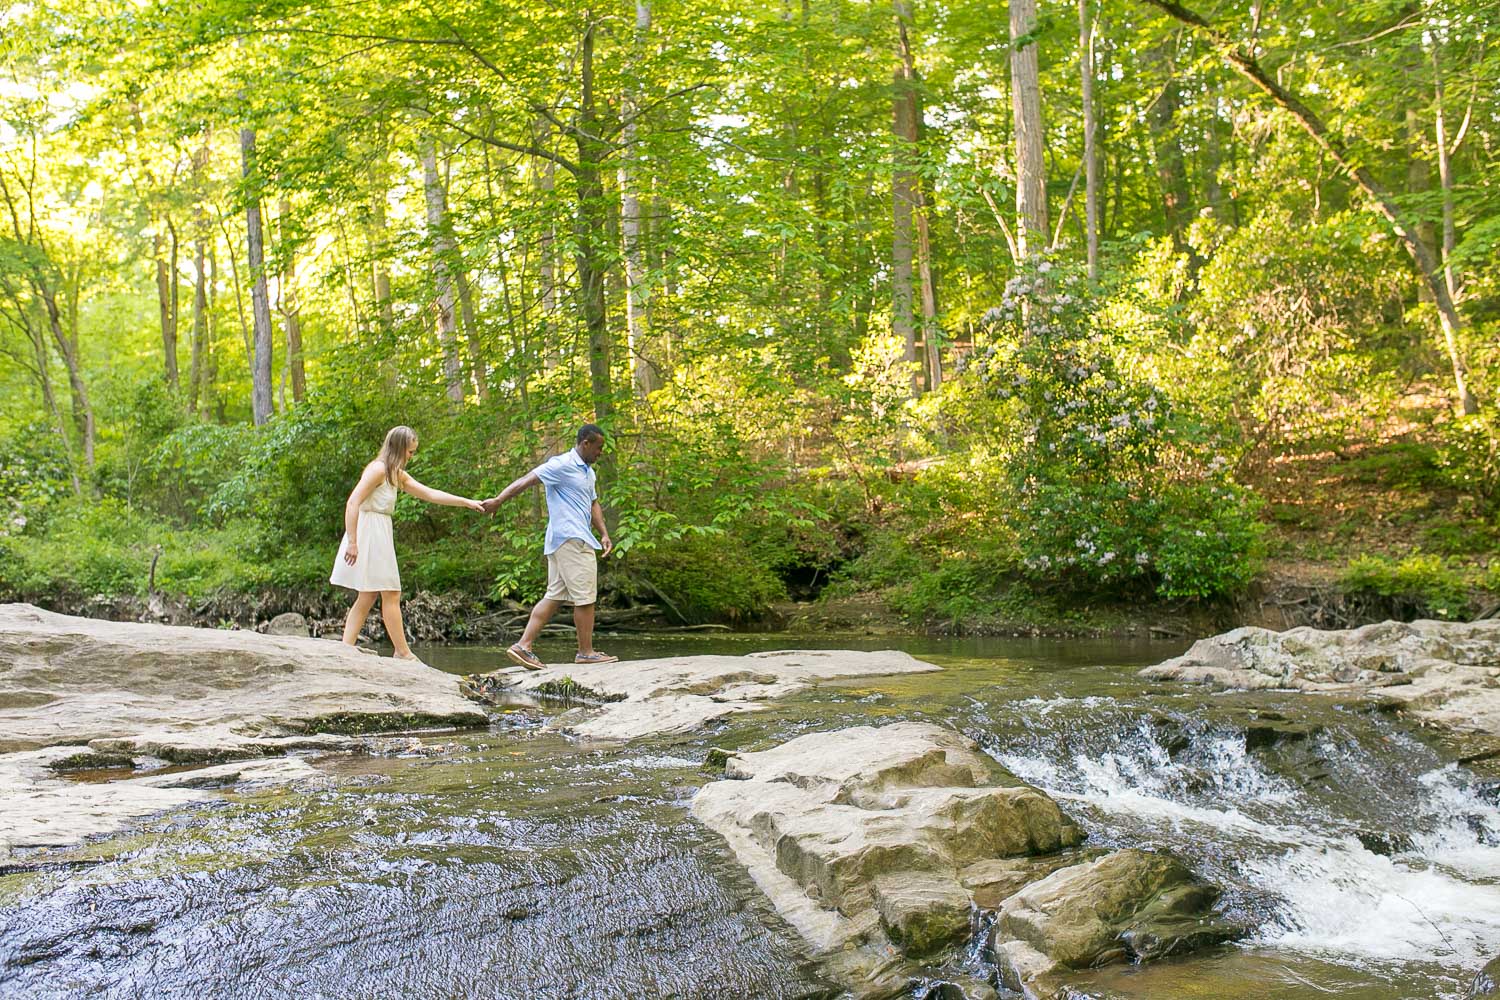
[399,471,485,511]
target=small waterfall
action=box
[975,695,1500,985]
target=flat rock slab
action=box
[1140,619,1500,734]
[692,722,1083,994]
[0,603,488,758]
[1,745,328,861]
[468,648,939,741]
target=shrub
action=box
[962,257,1263,601]
[1340,553,1472,620]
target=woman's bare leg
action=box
[342,591,378,645]
[380,590,413,657]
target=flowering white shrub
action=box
[960,257,1262,600]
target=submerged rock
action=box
[993,849,1243,972]
[1141,619,1500,735]
[692,722,1083,992]
[1,744,328,861]
[466,648,940,741]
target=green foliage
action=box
[625,531,786,624]
[1339,553,1474,620]
[1434,414,1500,511]
[964,259,1264,601]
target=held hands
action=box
[464,498,486,513]
[480,496,502,515]
[344,542,359,566]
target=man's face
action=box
[577,434,605,465]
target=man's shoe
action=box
[507,644,546,671]
[574,651,619,664]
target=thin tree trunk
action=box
[456,268,487,400]
[574,20,614,428]
[536,121,561,372]
[1147,45,1192,250]
[421,135,466,405]
[155,216,180,390]
[190,217,208,413]
[240,127,274,425]
[621,0,656,399]
[1011,0,1048,256]
[1079,0,1100,279]
[1142,0,1478,415]
[1432,44,1460,300]
[892,0,920,393]
[276,198,306,404]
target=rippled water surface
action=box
[2,632,1496,999]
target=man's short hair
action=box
[577,423,605,444]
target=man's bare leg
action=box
[574,601,595,656]
[517,597,562,650]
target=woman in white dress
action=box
[331,425,484,662]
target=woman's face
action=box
[406,441,419,463]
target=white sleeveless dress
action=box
[329,477,401,593]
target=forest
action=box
[1,0,1497,632]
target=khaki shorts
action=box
[544,538,598,605]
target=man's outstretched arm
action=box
[482,471,541,513]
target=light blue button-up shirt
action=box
[533,449,600,555]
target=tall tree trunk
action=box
[369,164,395,332]
[155,216,180,390]
[206,246,222,421]
[892,1,921,393]
[1431,44,1461,300]
[1010,0,1049,256]
[1147,45,1192,250]
[621,0,656,400]
[456,268,487,401]
[574,19,614,428]
[241,127,275,426]
[1079,0,1100,279]
[1142,0,1478,415]
[190,216,208,413]
[421,135,466,405]
[535,120,562,372]
[189,138,209,414]
[276,198,306,404]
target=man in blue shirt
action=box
[483,424,615,668]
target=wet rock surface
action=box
[1141,619,1500,734]
[464,647,939,740]
[0,603,488,757]
[692,722,1086,992]
[0,603,488,861]
[992,848,1244,972]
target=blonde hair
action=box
[376,425,417,487]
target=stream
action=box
[1,632,1496,999]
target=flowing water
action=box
[2,632,1497,999]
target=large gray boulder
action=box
[467,647,940,740]
[0,603,487,758]
[1141,619,1500,734]
[692,722,1084,992]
